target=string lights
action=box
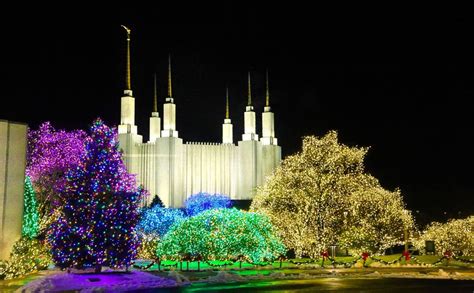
[157,208,285,263]
[251,131,415,258]
[48,118,145,270]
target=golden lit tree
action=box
[251,131,414,258]
[339,187,415,255]
[413,216,474,256]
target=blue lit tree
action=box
[184,192,232,216]
[48,119,144,272]
[137,206,185,237]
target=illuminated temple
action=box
[117,27,281,207]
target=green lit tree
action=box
[157,208,285,263]
[22,176,39,239]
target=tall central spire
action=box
[247,71,252,106]
[266,69,270,107]
[121,25,131,92]
[168,54,173,98]
[153,73,158,112]
[226,87,230,119]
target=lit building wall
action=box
[0,120,27,260]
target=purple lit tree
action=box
[48,119,145,271]
[26,122,87,235]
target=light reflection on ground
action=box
[3,268,474,292]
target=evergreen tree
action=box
[48,119,144,271]
[22,176,39,238]
[149,194,164,208]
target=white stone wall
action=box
[149,113,161,142]
[0,120,27,260]
[119,131,281,207]
[222,119,233,144]
[120,96,136,129]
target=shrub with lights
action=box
[48,119,145,271]
[157,208,285,263]
[413,216,474,256]
[251,131,415,258]
[136,206,185,259]
[184,192,232,216]
[138,206,186,237]
[0,238,51,280]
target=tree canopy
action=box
[157,208,285,263]
[251,131,414,257]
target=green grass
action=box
[134,254,474,272]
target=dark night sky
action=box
[1,5,473,225]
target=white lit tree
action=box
[339,187,415,255]
[413,216,474,256]
[251,131,414,258]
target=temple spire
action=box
[168,54,173,98]
[247,71,252,106]
[121,25,131,92]
[153,74,158,112]
[265,69,270,107]
[226,87,230,119]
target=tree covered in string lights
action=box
[413,216,474,256]
[26,122,87,235]
[251,131,414,258]
[184,192,232,216]
[48,118,145,271]
[137,206,185,237]
[22,176,39,239]
[157,208,285,263]
[338,187,415,255]
[0,238,51,280]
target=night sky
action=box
[1,6,473,226]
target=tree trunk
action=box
[95,264,102,273]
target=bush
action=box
[184,192,232,216]
[0,238,51,280]
[413,216,474,256]
[137,206,186,237]
[157,208,285,263]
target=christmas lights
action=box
[413,216,474,256]
[48,118,145,271]
[137,206,185,237]
[26,122,87,235]
[184,192,232,216]
[251,131,415,258]
[157,208,285,263]
[22,176,39,238]
[0,238,51,280]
